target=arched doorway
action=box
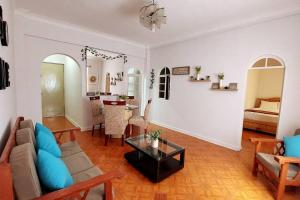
[127,68,142,101]
[242,56,285,142]
[40,54,82,125]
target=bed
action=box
[243,97,280,134]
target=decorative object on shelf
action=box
[0,58,10,90]
[140,0,166,32]
[211,82,219,89]
[172,66,190,75]
[110,78,116,86]
[116,72,124,81]
[218,73,224,88]
[119,95,127,101]
[229,83,238,90]
[206,76,210,80]
[149,69,155,89]
[81,46,127,64]
[149,130,161,148]
[195,66,201,80]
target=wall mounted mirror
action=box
[82,46,127,96]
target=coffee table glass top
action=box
[125,135,184,161]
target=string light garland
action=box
[81,46,128,64]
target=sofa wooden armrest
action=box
[274,156,300,165]
[52,127,81,144]
[36,170,125,200]
[250,138,283,154]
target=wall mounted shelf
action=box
[210,88,238,91]
[189,79,211,82]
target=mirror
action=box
[82,46,127,96]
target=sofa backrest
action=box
[0,116,24,199]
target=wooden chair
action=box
[89,96,104,136]
[103,101,129,146]
[251,130,300,200]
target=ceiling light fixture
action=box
[139,0,166,32]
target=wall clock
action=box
[1,21,8,46]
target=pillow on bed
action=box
[260,101,279,112]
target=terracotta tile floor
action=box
[43,117,300,200]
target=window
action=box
[252,57,283,68]
[127,68,141,99]
[159,67,170,100]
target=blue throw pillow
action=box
[36,129,62,157]
[284,135,300,158]
[37,150,73,191]
[35,122,52,136]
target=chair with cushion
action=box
[125,96,140,116]
[251,129,300,200]
[0,117,124,200]
[103,100,129,146]
[128,99,152,136]
[89,96,105,136]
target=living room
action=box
[1,0,300,199]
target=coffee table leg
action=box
[180,151,185,167]
[155,161,160,182]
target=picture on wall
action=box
[0,58,10,90]
[172,66,190,75]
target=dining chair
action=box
[89,96,104,136]
[128,99,152,136]
[103,100,129,146]
[125,96,139,116]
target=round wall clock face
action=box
[89,75,97,83]
[1,21,8,46]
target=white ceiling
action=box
[15,0,300,47]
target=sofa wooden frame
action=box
[0,116,124,200]
[251,138,300,200]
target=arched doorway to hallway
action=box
[40,54,82,127]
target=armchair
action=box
[251,132,300,200]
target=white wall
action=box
[0,0,16,151]
[150,14,300,150]
[64,57,82,127]
[245,68,284,109]
[14,13,147,130]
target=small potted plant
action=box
[218,73,224,88]
[149,130,161,148]
[119,95,127,101]
[195,66,201,80]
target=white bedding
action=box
[244,108,279,123]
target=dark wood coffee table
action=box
[125,135,185,183]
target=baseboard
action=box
[151,120,241,151]
[64,115,81,129]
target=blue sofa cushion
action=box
[284,135,300,158]
[36,128,62,157]
[35,123,52,136]
[37,150,73,191]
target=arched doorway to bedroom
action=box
[242,56,285,142]
[40,54,82,127]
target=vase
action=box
[151,139,159,148]
[196,73,200,80]
[219,80,223,88]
